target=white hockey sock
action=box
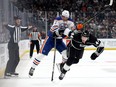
[32,53,45,68]
[63,64,70,71]
[61,50,68,63]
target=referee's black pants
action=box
[30,40,40,57]
[5,42,20,75]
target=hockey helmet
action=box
[62,10,69,18]
[82,30,90,37]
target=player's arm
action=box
[52,20,75,37]
[69,22,75,31]
[50,19,60,37]
[50,20,59,32]
[91,40,104,60]
[63,22,75,37]
[51,20,71,37]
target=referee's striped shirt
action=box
[29,32,41,41]
[7,24,28,43]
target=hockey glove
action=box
[90,52,99,60]
[53,28,65,37]
[53,32,57,37]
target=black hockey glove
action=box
[53,28,65,37]
[53,32,57,37]
[90,52,99,60]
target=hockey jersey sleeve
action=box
[91,39,104,60]
[68,22,75,30]
[94,40,104,55]
[51,17,75,37]
[51,20,59,32]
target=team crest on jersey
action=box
[59,23,68,29]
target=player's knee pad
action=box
[36,53,46,61]
[61,50,68,60]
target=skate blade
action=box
[28,74,32,78]
[4,75,18,79]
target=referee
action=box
[4,16,32,77]
[29,26,41,58]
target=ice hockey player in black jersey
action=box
[58,29,104,80]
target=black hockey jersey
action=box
[69,31,101,50]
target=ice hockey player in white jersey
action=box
[29,10,75,77]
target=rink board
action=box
[0,39,116,77]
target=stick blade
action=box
[51,71,54,81]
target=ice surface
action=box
[0,50,116,87]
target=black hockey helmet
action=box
[81,30,90,37]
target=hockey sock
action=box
[32,53,45,68]
[62,64,70,73]
[61,50,68,63]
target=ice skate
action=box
[56,63,65,73]
[59,67,68,80]
[59,72,66,80]
[4,73,18,79]
[29,67,35,77]
[12,72,19,76]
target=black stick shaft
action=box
[51,38,56,81]
[84,5,110,25]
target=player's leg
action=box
[56,39,67,73]
[72,49,84,64]
[59,49,84,80]
[59,55,74,80]
[59,46,77,80]
[29,36,54,76]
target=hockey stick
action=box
[51,37,57,81]
[83,0,113,26]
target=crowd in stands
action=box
[0,0,116,43]
[37,10,116,39]
[33,0,116,39]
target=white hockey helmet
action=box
[62,10,69,18]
